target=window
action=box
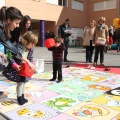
[46,0,58,5]
[0,0,5,9]
[94,0,116,11]
[72,0,84,11]
[46,0,68,7]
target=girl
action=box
[10,15,32,44]
[2,31,38,105]
[0,6,35,71]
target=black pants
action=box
[94,46,104,63]
[117,40,120,51]
[64,39,69,61]
[53,62,62,80]
[85,46,94,62]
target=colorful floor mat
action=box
[0,67,120,120]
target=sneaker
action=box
[49,79,56,81]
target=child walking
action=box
[48,36,65,83]
[2,31,38,105]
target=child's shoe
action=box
[56,80,62,83]
[49,78,56,81]
[17,96,25,105]
[22,94,28,103]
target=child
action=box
[48,36,65,83]
[2,31,38,105]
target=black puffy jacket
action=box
[58,23,71,39]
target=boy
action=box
[48,36,65,83]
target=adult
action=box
[50,32,55,38]
[0,6,35,70]
[45,31,51,39]
[10,15,32,44]
[93,17,109,66]
[82,19,96,63]
[113,26,120,52]
[58,19,71,62]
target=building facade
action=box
[0,0,119,46]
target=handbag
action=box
[18,63,34,78]
[96,37,106,45]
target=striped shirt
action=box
[48,43,65,62]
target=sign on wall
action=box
[69,28,77,46]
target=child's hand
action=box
[1,54,7,60]
[15,65,21,71]
[28,62,35,71]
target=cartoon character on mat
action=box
[104,96,120,107]
[43,97,76,110]
[60,85,75,95]
[78,90,95,101]
[17,108,52,119]
[101,79,120,85]
[88,84,111,91]
[72,104,109,118]
[112,114,120,120]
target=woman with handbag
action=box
[82,19,96,63]
[93,17,109,66]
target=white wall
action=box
[0,0,5,9]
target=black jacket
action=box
[113,28,120,42]
[58,23,71,39]
[0,21,22,59]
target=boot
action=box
[17,96,25,105]
[22,94,28,103]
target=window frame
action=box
[94,0,117,11]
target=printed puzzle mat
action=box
[0,67,120,120]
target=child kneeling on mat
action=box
[2,31,38,105]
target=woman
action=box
[108,26,113,50]
[82,19,96,63]
[0,6,35,70]
[10,15,32,44]
[93,17,109,66]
